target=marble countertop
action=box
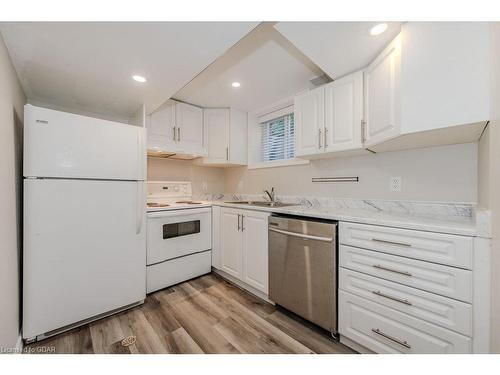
[211,201,478,236]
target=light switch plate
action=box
[202,181,208,192]
[390,177,402,192]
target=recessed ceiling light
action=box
[231,82,241,88]
[132,75,147,83]
[370,23,388,36]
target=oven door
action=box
[147,207,211,265]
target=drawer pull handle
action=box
[371,328,411,349]
[373,264,412,277]
[372,238,412,247]
[372,290,412,306]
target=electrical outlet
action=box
[390,177,402,192]
[238,180,244,189]
[202,181,208,192]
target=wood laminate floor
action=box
[25,273,355,354]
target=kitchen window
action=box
[259,113,295,162]
[248,103,308,169]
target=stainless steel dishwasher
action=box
[268,215,338,336]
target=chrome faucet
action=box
[264,187,276,203]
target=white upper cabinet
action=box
[204,108,229,163]
[196,108,247,166]
[400,22,489,134]
[289,23,490,155]
[147,100,176,152]
[175,102,204,154]
[146,100,205,157]
[364,34,401,148]
[324,71,364,152]
[295,70,364,158]
[365,23,489,152]
[294,87,324,157]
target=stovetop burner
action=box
[147,202,170,207]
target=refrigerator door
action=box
[24,104,146,181]
[23,178,146,339]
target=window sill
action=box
[247,158,309,170]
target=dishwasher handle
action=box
[269,226,333,242]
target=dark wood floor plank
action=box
[215,316,289,354]
[116,308,166,354]
[143,294,182,333]
[204,284,313,354]
[168,295,239,354]
[266,309,356,354]
[89,315,125,354]
[170,327,204,354]
[24,273,356,355]
[212,279,276,318]
[187,273,224,292]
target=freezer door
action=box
[23,179,146,339]
[24,104,146,180]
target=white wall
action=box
[225,143,478,203]
[147,157,225,196]
[485,22,500,354]
[0,33,25,350]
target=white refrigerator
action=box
[23,104,147,341]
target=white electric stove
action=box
[146,181,212,293]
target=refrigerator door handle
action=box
[136,182,144,235]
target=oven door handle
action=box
[268,227,333,242]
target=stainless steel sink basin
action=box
[224,201,296,208]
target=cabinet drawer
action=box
[339,268,472,335]
[340,222,473,269]
[339,291,471,353]
[340,245,472,302]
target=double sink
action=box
[224,201,296,208]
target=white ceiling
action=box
[274,22,402,80]
[0,22,258,122]
[174,22,324,113]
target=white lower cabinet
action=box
[340,245,473,303]
[339,268,472,336]
[218,207,270,294]
[241,210,270,292]
[220,207,243,278]
[338,221,476,354]
[339,291,471,354]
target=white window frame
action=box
[247,101,309,170]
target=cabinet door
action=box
[204,109,230,163]
[220,208,243,279]
[364,34,401,147]
[148,100,176,151]
[241,210,270,293]
[324,71,363,152]
[294,87,324,157]
[400,23,489,133]
[211,206,221,269]
[229,108,248,165]
[175,102,204,154]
